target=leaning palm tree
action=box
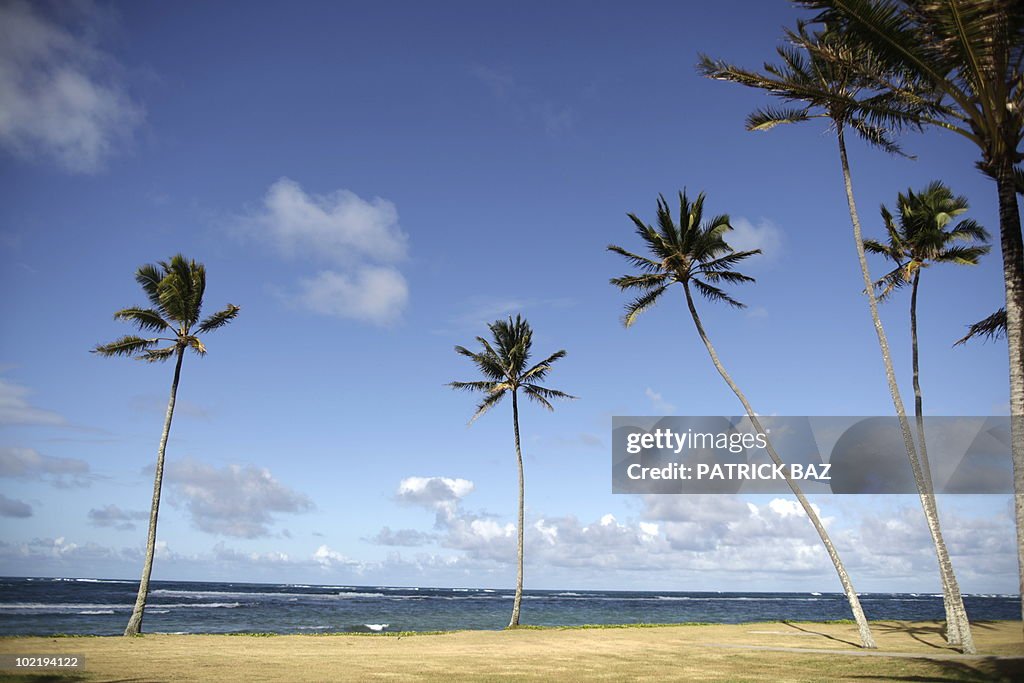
[699,24,976,652]
[93,255,239,636]
[609,190,877,649]
[865,182,989,628]
[449,315,575,628]
[798,0,1024,630]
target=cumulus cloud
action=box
[247,178,410,325]
[296,267,408,326]
[162,457,313,538]
[727,218,783,261]
[0,493,32,518]
[0,446,90,487]
[396,476,474,522]
[0,378,65,426]
[254,178,407,263]
[313,544,364,570]
[87,503,147,530]
[0,1,143,172]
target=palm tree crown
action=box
[698,22,918,155]
[449,315,575,420]
[93,254,240,360]
[865,180,990,298]
[608,190,761,324]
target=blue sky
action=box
[0,0,1016,595]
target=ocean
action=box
[0,577,1018,636]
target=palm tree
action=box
[609,190,877,649]
[93,255,239,636]
[798,0,1024,630]
[699,25,976,652]
[865,181,989,629]
[449,315,575,628]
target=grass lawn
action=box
[0,620,1021,682]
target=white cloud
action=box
[396,476,474,523]
[0,378,65,426]
[254,178,407,264]
[297,267,408,326]
[247,178,410,325]
[728,218,783,261]
[0,1,143,172]
[0,446,90,487]
[314,544,362,569]
[162,457,314,538]
[644,388,675,414]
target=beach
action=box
[1,621,1022,682]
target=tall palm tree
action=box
[699,25,976,652]
[609,190,877,649]
[798,0,1024,629]
[449,315,575,628]
[865,182,988,627]
[93,255,239,636]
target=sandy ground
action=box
[0,620,1022,682]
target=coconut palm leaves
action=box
[698,22,920,154]
[94,256,240,363]
[609,190,877,649]
[864,181,990,298]
[449,315,574,627]
[93,255,239,637]
[608,191,760,325]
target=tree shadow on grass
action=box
[871,621,951,650]
[779,620,862,648]
[846,657,1024,683]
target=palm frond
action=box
[186,336,207,356]
[622,285,668,327]
[746,106,814,130]
[954,308,1008,346]
[134,263,167,314]
[197,304,240,334]
[521,350,568,383]
[92,335,161,358]
[609,273,670,291]
[691,278,746,308]
[113,307,172,333]
[141,345,178,363]
[468,389,506,424]
[606,244,664,273]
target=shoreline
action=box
[1,620,1021,681]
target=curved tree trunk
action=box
[682,284,876,649]
[993,158,1024,632]
[910,271,969,646]
[124,344,184,637]
[836,125,974,653]
[508,389,525,628]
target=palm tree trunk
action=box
[508,389,525,628]
[836,124,974,653]
[910,271,970,646]
[682,284,876,649]
[124,344,184,637]
[993,157,1024,631]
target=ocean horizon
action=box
[0,577,1018,636]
